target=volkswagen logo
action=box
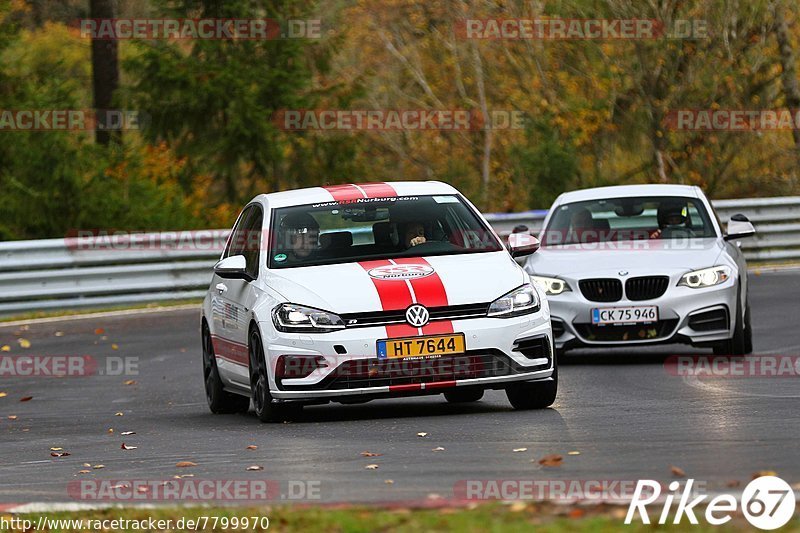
[405,304,430,327]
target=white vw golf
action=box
[201,181,555,421]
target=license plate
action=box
[377,333,466,359]
[592,306,658,325]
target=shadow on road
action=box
[561,344,713,366]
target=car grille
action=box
[277,350,550,391]
[579,279,623,302]
[574,319,678,342]
[339,303,490,328]
[688,308,729,332]
[625,276,669,301]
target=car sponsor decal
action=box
[322,182,397,202]
[367,263,434,280]
[210,335,249,366]
[358,258,454,338]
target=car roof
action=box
[253,181,461,208]
[554,184,702,205]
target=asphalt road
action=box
[1,269,798,505]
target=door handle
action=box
[215,283,228,294]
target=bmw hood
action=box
[526,239,726,277]
[263,252,526,314]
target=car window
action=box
[242,206,263,279]
[223,206,255,259]
[267,194,503,268]
[543,196,716,246]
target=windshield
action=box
[542,196,717,246]
[268,194,503,268]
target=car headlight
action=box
[487,284,540,317]
[530,275,571,296]
[273,303,345,333]
[678,266,732,289]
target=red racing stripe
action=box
[211,335,249,366]
[392,258,454,335]
[322,184,365,202]
[358,182,397,198]
[359,259,418,338]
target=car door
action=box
[211,205,261,375]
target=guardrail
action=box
[1,197,798,315]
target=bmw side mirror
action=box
[724,214,756,241]
[213,255,253,281]
[508,233,540,257]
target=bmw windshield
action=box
[542,196,717,246]
[268,194,503,268]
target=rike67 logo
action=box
[626,476,796,530]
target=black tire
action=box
[713,287,747,356]
[743,299,753,355]
[444,388,484,403]
[249,327,301,423]
[506,365,558,410]
[202,323,250,414]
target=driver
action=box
[279,212,320,260]
[402,221,427,248]
[651,201,694,239]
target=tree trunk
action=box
[772,0,800,170]
[90,0,120,146]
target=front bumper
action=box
[260,312,554,400]
[548,276,738,350]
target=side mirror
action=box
[213,255,253,281]
[724,214,756,241]
[508,233,540,257]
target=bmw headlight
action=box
[530,275,571,296]
[273,303,345,332]
[487,284,540,317]
[678,266,732,289]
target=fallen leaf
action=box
[123,380,137,386]
[670,466,686,477]
[509,502,528,513]
[1,345,10,352]
[50,447,63,451]
[360,451,382,457]
[120,431,135,436]
[78,470,91,474]
[513,447,528,452]
[726,480,741,488]
[82,463,91,468]
[427,493,443,500]
[108,428,114,433]
[19,396,32,402]
[17,339,31,349]
[365,464,379,470]
[175,461,197,468]
[94,328,105,335]
[569,508,586,519]
[93,465,105,470]
[173,474,194,479]
[114,412,124,416]
[417,432,428,437]
[120,443,137,450]
[111,344,119,350]
[54,332,64,337]
[246,465,264,471]
[432,447,445,452]
[246,445,258,450]
[101,336,108,341]
[136,486,149,494]
[538,454,563,467]
[384,479,394,484]
[752,470,777,479]
[51,451,70,457]
[567,451,581,456]
[7,415,17,420]
[0,392,7,398]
